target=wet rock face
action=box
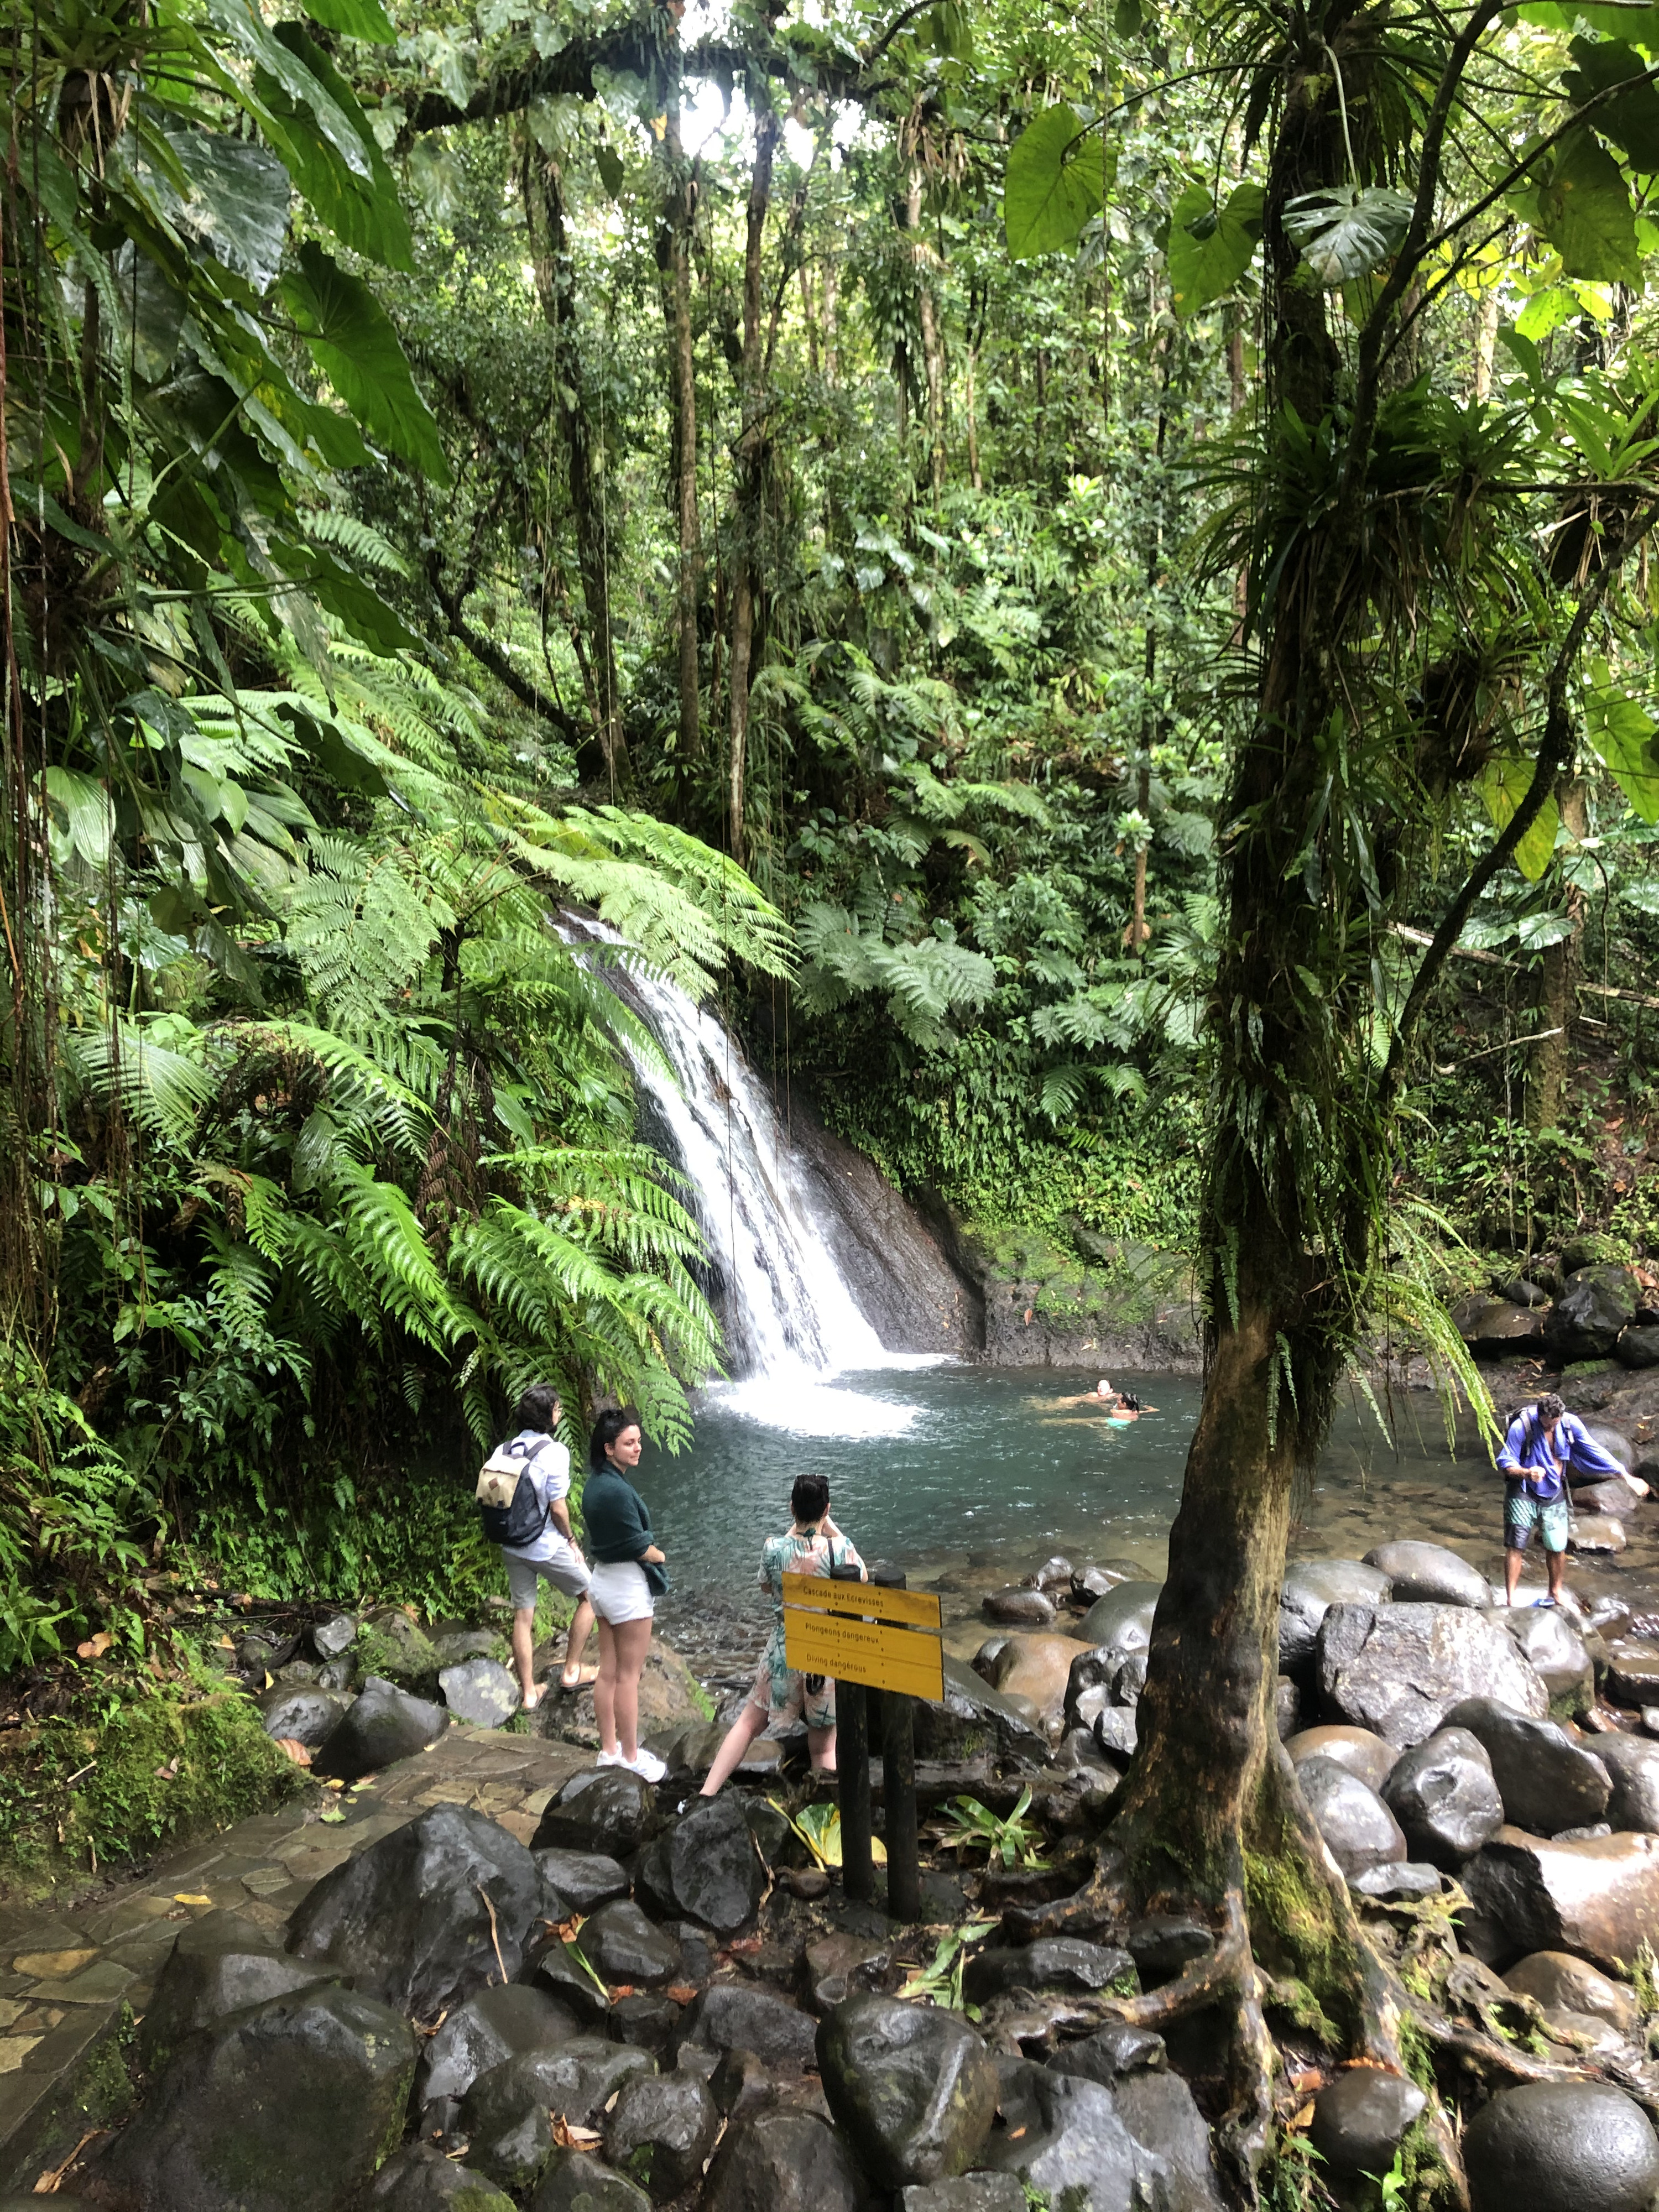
[415,1983,581,2105]
[1296,1756,1409,1877]
[1363,1541,1489,1609]
[1463,1828,1659,1973]
[1546,1265,1641,1363]
[1310,2070,1427,2178]
[1318,1604,1549,1746]
[702,2108,867,2212]
[103,1986,417,2212]
[533,1847,631,1914]
[816,1992,1000,2188]
[532,1768,657,1857]
[971,1634,1080,1730]
[1285,1726,1399,1794]
[1279,1559,1391,1670]
[1499,1609,1593,1714]
[677,1982,820,2072]
[311,1679,447,1778]
[531,2150,653,2212]
[639,1792,763,1932]
[366,2142,515,2209]
[1591,1733,1659,1832]
[988,2066,1170,2212]
[982,1588,1056,1627]
[1603,1637,1659,1710]
[1463,2080,1659,2212]
[1074,1583,1162,1655]
[1503,1951,1640,2036]
[961,1939,1133,2005]
[577,1900,682,1987]
[138,1912,337,2074]
[1380,1728,1505,1869]
[603,2072,721,2200]
[286,1804,545,2018]
[1441,1699,1612,1835]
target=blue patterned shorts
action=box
[1505,1485,1569,1552]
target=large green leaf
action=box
[1167,181,1265,317]
[1535,128,1640,283]
[1282,185,1416,286]
[1588,684,1659,820]
[1563,36,1659,171]
[146,128,292,293]
[302,0,397,39]
[1520,1,1659,43]
[1004,106,1105,261]
[258,26,413,272]
[198,0,372,181]
[1478,757,1562,881]
[280,243,451,484]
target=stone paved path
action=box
[0,1724,594,2192]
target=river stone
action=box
[1588,1733,1659,1833]
[1094,1706,1140,1763]
[440,1655,520,1729]
[603,2072,719,2200]
[1570,1519,1626,1554]
[1455,1296,1548,1355]
[1501,1608,1593,1714]
[817,1991,999,2187]
[1280,1559,1392,1669]
[310,1678,446,1778]
[612,1992,682,2053]
[1065,1646,1128,1731]
[1297,1755,1409,1876]
[288,1803,545,2017]
[416,1982,581,2104]
[703,2109,865,2212]
[1310,2070,1427,2178]
[358,1603,442,1684]
[103,1985,416,2212]
[1496,1275,1549,1307]
[917,1655,1046,1761]
[975,1634,1084,1725]
[1319,1604,1549,1746]
[1464,2080,1659,2212]
[1504,1949,1641,2033]
[577,1900,681,1987]
[138,1912,337,2074]
[1035,1554,1074,1590]
[256,1684,346,1749]
[1075,1582,1162,1652]
[532,2151,652,2212]
[1575,1480,1636,1516]
[1442,1699,1611,1833]
[533,1846,630,1913]
[650,1792,762,1931]
[462,2040,654,2183]
[1584,1423,1636,1468]
[317,1655,357,1692]
[1546,1265,1641,1363]
[1618,1326,1659,1368]
[1380,1728,1504,1867]
[1125,1915,1213,1982]
[678,1981,819,2070]
[533,1767,656,1856]
[903,2179,1027,2212]
[805,1932,895,2013]
[1286,1725,1399,1792]
[518,1932,613,2025]
[1363,1540,1489,1609]
[983,1588,1057,1627]
[1463,1827,1659,1972]
[1352,1862,1443,1898]
[1276,1676,1302,1739]
[1603,1638,1659,1709]
[962,1939,1132,2004]
[430,1625,504,1666]
[310,1611,358,1659]
[1048,2022,1168,2085]
[1113,2069,1223,2212]
[988,2067,1169,2212]
[367,2142,515,2209]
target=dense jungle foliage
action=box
[6,0,1659,1687]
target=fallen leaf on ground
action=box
[1287,2101,1316,2132]
[319,1808,346,1824]
[274,1738,313,1766]
[217,1635,236,1650]
[173,1893,212,1906]
[724,1937,763,1955]
[153,1760,179,1781]
[551,2118,603,2150]
[76,1632,113,1660]
[322,1777,346,1790]
[607,1984,637,2000]
[666,1985,698,2004]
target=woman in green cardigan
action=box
[582,1405,668,1782]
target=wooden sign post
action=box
[784,1566,942,1918]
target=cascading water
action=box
[568,923,937,1435]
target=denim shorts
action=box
[1505,1485,1569,1553]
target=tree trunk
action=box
[725,105,779,872]
[523,145,629,794]
[1526,776,1586,1133]
[904,168,946,502]
[1473,284,1501,401]
[821,257,839,388]
[656,99,702,767]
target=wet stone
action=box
[439,1655,520,1729]
[532,1846,631,1914]
[1125,1916,1212,1983]
[702,2109,865,2212]
[533,1768,655,1858]
[366,2143,515,2210]
[1503,1950,1640,2035]
[1320,1605,1549,1746]
[416,1981,581,2104]
[255,1686,345,1749]
[1442,1699,1612,1835]
[577,1899,681,1987]
[604,2070,721,2200]
[988,2066,1170,2212]
[138,1911,336,2075]
[1048,2021,1168,2085]
[1311,2069,1427,2178]
[1350,1862,1443,1899]
[518,1931,613,2025]
[677,1981,818,2071]
[1603,1639,1659,1709]
[1380,1728,1504,1867]
[712,2046,778,2124]
[1114,2068,1223,2212]
[962,1939,1131,2005]
[1286,1725,1399,1793]
[816,1991,999,2188]
[310,1679,446,1778]
[983,1589,1056,1627]
[1464,2080,1659,2212]
[1364,1540,1489,1609]
[530,2150,653,2212]
[611,1991,682,2053]
[310,1611,358,1660]
[1279,1559,1391,1669]
[902,2178,1027,2212]
[1589,1733,1659,1832]
[1297,1755,1409,1877]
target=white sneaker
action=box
[596,1747,625,1767]
[628,1749,667,1783]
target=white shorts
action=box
[588,1561,654,1625]
[503,1541,591,1613]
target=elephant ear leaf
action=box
[1167,181,1265,316]
[1478,757,1562,880]
[1532,127,1640,283]
[1005,105,1105,260]
[280,243,451,485]
[302,0,397,40]
[1588,681,1659,822]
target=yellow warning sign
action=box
[781,1576,943,1699]
[780,1574,942,1629]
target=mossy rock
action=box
[60,1689,309,1865]
[1561,1233,1631,1275]
[357,1605,443,1689]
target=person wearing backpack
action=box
[476,1383,596,1710]
[1496,1390,1646,1607]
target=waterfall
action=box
[570,924,935,1434]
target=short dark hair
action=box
[791,1473,831,1525]
[589,1404,643,1472]
[513,1382,561,1435]
[1537,1392,1566,1423]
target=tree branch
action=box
[427,556,586,746]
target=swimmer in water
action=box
[1057,1379,1157,1416]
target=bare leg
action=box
[700,1703,768,1797]
[807,1723,837,1773]
[1547,1546,1566,1602]
[1504,1545,1523,1603]
[511,1607,540,1703]
[593,1618,620,1755]
[561,1595,596,1686]
[611,1616,654,1763]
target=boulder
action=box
[973,1633,1086,1726]
[310,1678,446,1778]
[961,1939,1132,2005]
[367,2143,515,2209]
[531,1768,656,1857]
[1455,1295,1548,1357]
[288,1804,545,2017]
[255,1684,345,1749]
[1569,1519,1626,1554]
[1503,1950,1640,2035]
[612,1993,682,2053]
[988,2067,1169,2212]
[357,1603,443,1686]
[1603,1638,1659,1710]
[1589,1734,1659,1833]
[1463,2080,1659,2212]
[440,1655,520,1729]
[138,1912,336,2074]
[902,2180,1027,2212]
[914,1655,1046,1761]
[531,2151,651,2212]
[805,1932,895,2014]
[1364,1540,1490,1609]
[1296,1756,1409,1876]
[310,1611,358,1660]
[1310,2070,1427,2179]
[1442,1699,1611,1834]
[1380,1729,1504,1867]
[1065,1647,1125,1733]
[1048,2023,1168,2085]
[702,2110,865,2212]
[817,1992,999,2187]
[1618,1326,1659,1369]
[677,1982,819,2071]
[577,1900,681,1987]
[1574,1480,1636,1516]
[1113,2069,1223,2212]
[1094,1706,1140,1764]
[1583,1422,1636,1468]
[102,1986,416,2212]
[639,1793,761,1933]
[1074,1582,1162,1652]
[1501,1609,1593,1715]
[1462,1828,1659,1973]
[416,1983,581,2105]
[1285,1726,1399,1793]
[1352,1863,1443,1899]
[982,1588,1056,1627]
[604,2071,720,2200]
[1496,1275,1549,1308]
[533,1847,630,1913]
[1545,1266,1640,1364]
[518,1932,613,2025]
[1280,1559,1391,1670]
[1319,1604,1548,1746]
[1125,1916,1212,1983]
[461,2041,654,2189]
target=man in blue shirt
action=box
[1496,1391,1646,1605]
